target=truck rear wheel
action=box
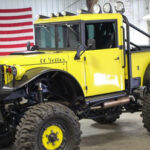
[142,93,150,132]
[15,102,81,150]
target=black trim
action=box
[131,49,150,53]
[124,20,150,51]
[38,15,50,19]
[121,26,126,68]
[10,51,44,55]
[118,45,123,49]
[125,77,141,90]
[123,15,132,94]
[0,65,4,89]
[129,23,150,38]
[86,91,127,105]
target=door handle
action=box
[114,57,120,60]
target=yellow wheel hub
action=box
[42,125,63,150]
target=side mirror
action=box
[74,44,86,60]
[87,39,96,49]
[27,41,31,51]
[31,45,39,51]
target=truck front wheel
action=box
[142,93,150,132]
[0,125,15,148]
[15,102,81,150]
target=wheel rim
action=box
[42,125,64,150]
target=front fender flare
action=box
[1,67,84,101]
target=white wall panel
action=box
[0,0,149,44]
[0,0,86,20]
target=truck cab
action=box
[34,13,125,97]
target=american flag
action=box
[0,7,34,55]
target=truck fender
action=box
[3,67,84,103]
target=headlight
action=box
[61,11,75,16]
[77,9,89,14]
[93,4,102,13]
[54,12,59,17]
[103,3,113,13]
[115,1,125,13]
[61,11,66,16]
[49,13,56,17]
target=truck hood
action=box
[0,50,76,66]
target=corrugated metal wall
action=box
[0,0,86,20]
[0,0,148,44]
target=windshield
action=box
[35,23,80,50]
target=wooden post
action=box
[86,0,98,12]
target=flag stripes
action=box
[0,8,32,13]
[0,7,34,55]
[0,36,34,41]
[0,29,33,34]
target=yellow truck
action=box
[0,2,150,150]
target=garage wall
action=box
[0,0,149,45]
[0,0,86,19]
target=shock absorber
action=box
[38,82,43,103]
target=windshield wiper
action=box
[41,25,55,38]
[65,24,78,36]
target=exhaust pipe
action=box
[91,96,130,110]
[104,96,130,108]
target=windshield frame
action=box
[34,21,82,51]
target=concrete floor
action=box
[1,112,150,150]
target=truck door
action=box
[84,20,125,96]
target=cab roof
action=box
[34,13,123,24]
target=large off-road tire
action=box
[142,93,150,132]
[0,126,15,148]
[15,102,81,150]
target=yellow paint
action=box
[130,51,150,85]
[42,125,63,150]
[1,13,150,98]
[85,48,125,96]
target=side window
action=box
[35,25,56,49]
[85,21,117,50]
[58,26,64,48]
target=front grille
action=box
[0,65,4,88]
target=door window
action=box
[85,21,117,49]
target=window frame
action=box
[34,21,82,51]
[82,19,119,51]
[35,24,56,50]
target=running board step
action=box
[86,92,127,105]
